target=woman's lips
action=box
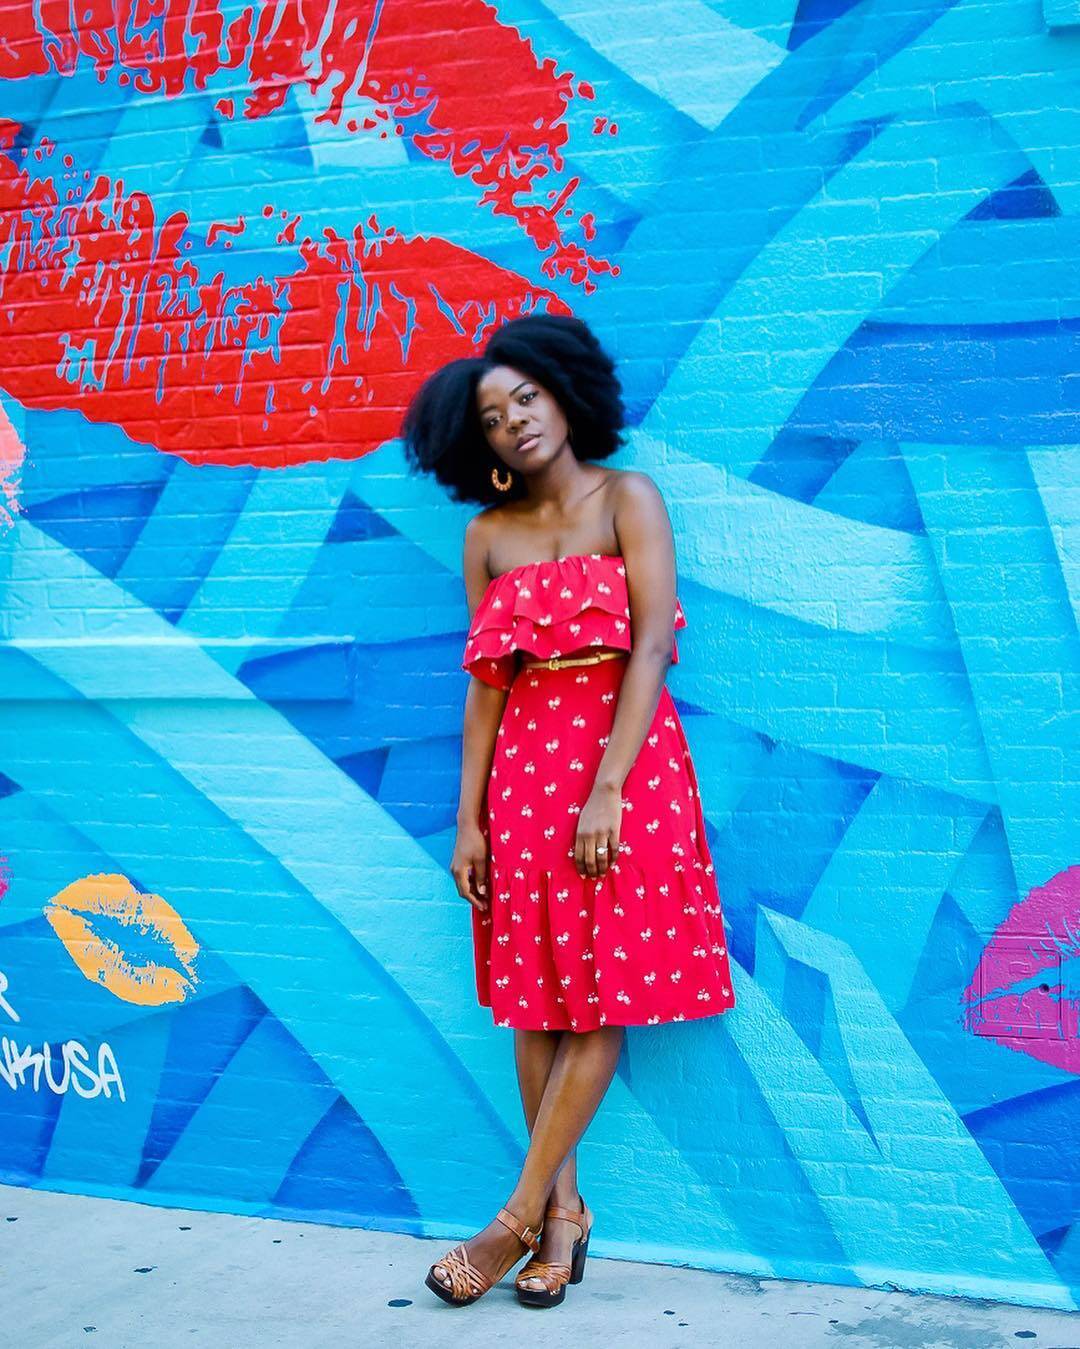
[44,873,200,1006]
[963,863,1080,1074]
[517,435,541,453]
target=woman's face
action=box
[476,364,570,472]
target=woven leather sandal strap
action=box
[496,1206,541,1255]
[544,1203,587,1238]
[437,1244,492,1301]
[516,1260,572,1292]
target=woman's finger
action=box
[583,835,598,879]
[472,856,488,903]
[452,863,485,911]
[596,835,612,877]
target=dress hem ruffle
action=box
[472,849,735,1034]
[475,994,736,1034]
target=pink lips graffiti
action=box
[963,864,1080,1073]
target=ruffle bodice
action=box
[461,552,687,690]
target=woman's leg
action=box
[505,1023,621,1219]
[515,1029,579,1196]
[430,1024,623,1292]
[513,1029,583,1291]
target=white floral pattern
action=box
[462,553,736,1032]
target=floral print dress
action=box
[462,553,736,1032]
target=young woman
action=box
[401,313,735,1309]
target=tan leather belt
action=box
[520,650,627,672]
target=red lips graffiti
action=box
[0,0,610,284]
[963,864,1080,1073]
[0,0,614,468]
[0,124,573,468]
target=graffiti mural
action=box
[0,0,1078,1311]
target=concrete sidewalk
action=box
[3,1183,1078,1348]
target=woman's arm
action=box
[452,514,510,912]
[456,678,508,830]
[574,472,677,879]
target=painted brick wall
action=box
[0,0,1078,1312]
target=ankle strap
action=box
[544,1203,587,1236]
[496,1207,541,1255]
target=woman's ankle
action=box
[505,1195,547,1231]
[548,1187,583,1213]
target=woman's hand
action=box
[574,781,622,879]
[451,819,490,913]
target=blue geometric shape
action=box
[750,429,858,505]
[626,1010,852,1279]
[0,771,19,800]
[374,736,464,838]
[326,491,400,546]
[199,116,224,150]
[714,743,879,974]
[44,1010,172,1190]
[215,83,313,169]
[788,0,863,51]
[811,440,928,534]
[964,1081,1080,1240]
[0,1076,62,1183]
[1045,0,1080,30]
[904,439,1080,895]
[238,634,469,754]
[238,642,353,703]
[24,482,168,580]
[1,72,65,149]
[137,985,267,1187]
[19,407,173,503]
[145,1011,337,1204]
[965,169,1061,222]
[599,102,885,424]
[273,1093,420,1224]
[903,889,984,1014]
[117,461,258,623]
[782,956,878,1144]
[263,86,315,168]
[336,746,391,798]
[788,316,1080,447]
[1039,1222,1071,1261]
[789,0,956,130]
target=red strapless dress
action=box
[461,553,736,1032]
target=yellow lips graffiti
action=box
[44,873,199,1006]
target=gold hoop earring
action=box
[491,466,513,492]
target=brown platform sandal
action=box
[515,1198,592,1308]
[425,1207,542,1306]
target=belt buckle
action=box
[547,657,563,671]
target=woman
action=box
[401,313,735,1309]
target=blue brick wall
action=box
[0,0,1078,1311]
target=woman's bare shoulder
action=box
[609,467,661,502]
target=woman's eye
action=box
[521,391,535,402]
